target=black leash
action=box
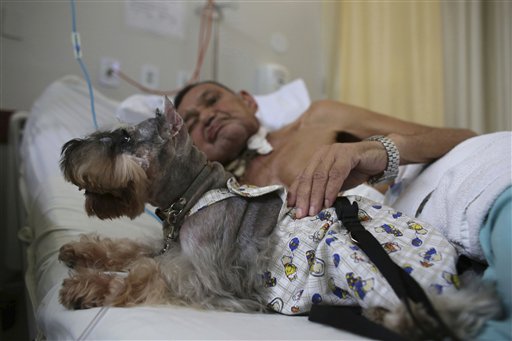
[309,197,460,341]
[309,305,407,341]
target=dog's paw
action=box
[58,236,108,269]
[59,271,114,309]
[58,243,80,268]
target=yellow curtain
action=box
[325,1,444,127]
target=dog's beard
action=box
[63,145,150,220]
[84,182,147,219]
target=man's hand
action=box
[287,141,387,218]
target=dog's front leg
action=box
[107,257,168,307]
[60,258,168,309]
[59,234,155,271]
[59,268,117,309]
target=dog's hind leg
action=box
[60,258,167,309]
[59,234,155,271]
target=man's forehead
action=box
[180,83,226,106]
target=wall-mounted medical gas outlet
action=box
[99,57,120,88]
[255,63,290,95]
[140,64,160,89]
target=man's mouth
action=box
[205,116,226,142]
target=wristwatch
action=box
[365,135,400,184]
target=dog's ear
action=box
[84,183,146,220]
[60,138,87,184]
[165,96,183,137]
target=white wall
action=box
[1,1,325,111]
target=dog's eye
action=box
[120,130,131,145]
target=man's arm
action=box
[288,100,476,218]
[388,129,477,164]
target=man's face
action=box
[176,83,259,164]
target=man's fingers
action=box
[292,146,342,218]
[309,147,350,212]
[288,144,358,218]
[291,170,314,219]
[324,157,351,207]
[289,148,328,218]
[287,178,299,207]
[308,148,335,215]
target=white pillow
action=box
[254,78,311,131]
[115,94,164,124]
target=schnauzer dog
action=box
[59,97,500,340]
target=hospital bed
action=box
[9,75,511,340]
[8,75,371,340]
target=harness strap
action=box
[309,305,407,341]
[156,164,213,253]
[309,197,460,341]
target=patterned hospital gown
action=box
[189,178,460,315]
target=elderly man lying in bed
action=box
[173,81,475,218]
[174,81,511,341]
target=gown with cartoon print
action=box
[188,178,460,315]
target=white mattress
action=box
[20,75,370,340]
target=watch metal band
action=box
[366,135,400,184]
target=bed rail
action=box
[4,111,40,340]
[5,111,29,272]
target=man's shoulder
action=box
[300,100,353,124]
[296,100,373,140]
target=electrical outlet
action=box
[140,64,160,89]
[99,57,120,88]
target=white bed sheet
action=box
[21,75,370,340]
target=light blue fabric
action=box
[477,186,512,340]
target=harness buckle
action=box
[166,197,187,224]
[349,232,359,245]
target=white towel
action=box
[247,126,273,155]
[389,132,512,262]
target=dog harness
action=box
[189,178,460,315]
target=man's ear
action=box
[239,90,258,113]
[165,96,184,136]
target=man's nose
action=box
[198,109,215,126]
